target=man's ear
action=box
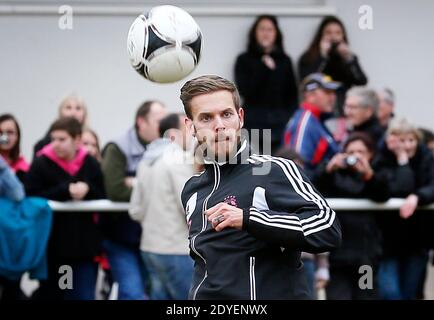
[136,116,146,130]
[238,107,244,129]
[185,117,195,137]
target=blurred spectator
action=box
[0,114,29,181]
[377,88,395,131]
[100,100,167,300]
[33,94,88,158]
[298,16,367,116]
[25,117,105,300]
[344,86,384,145]
[283,73,340,171]
[235,15,298,154]
[419,127,434,155]
[130,113,194,300]
[315,132,389,299]
[82,128,102,162]
[375,118,434,299]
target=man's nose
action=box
[214,116,225,131]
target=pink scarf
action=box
[6,156,30,173]
[37,144,88,176]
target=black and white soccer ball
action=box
[127,5,202,83]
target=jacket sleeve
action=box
[0,156,25,202]
[101,143,132,201]
[415,152,434,205]
[243,159,341,253]
[342,55,368,86]
[129,161,150,223]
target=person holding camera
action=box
[314,132,390,299]
[298,16,368,117]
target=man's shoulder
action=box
[181,169,207,204]
[246,154,298,177]
[102,142,125,159]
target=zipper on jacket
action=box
[249,256,256,300]
[191,163,221,300]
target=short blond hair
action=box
[180,75,241,119]
[386,118,422,142]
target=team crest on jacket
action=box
[223,195,238,207]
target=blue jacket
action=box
[0,197,52,281]
[283,102,340,169]
[0,155,25,202]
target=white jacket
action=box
[129,139,193,255]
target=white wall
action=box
[1,0,433,161]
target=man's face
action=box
[306,88,336,113]
[187,90,244,161]
[344,95,373,127]
[137,102,167,142]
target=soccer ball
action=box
[127,5,202,83]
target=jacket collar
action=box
[203,139,249,167]
[301,102,322,118]
[37,143,88,176]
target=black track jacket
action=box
[181,141,341,300]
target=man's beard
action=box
[194,121,242,163]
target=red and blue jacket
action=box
[283,102,340,168]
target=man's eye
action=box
[223,112,232,118]
[201,116,211,122]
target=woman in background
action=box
[235,15,298,154]
[376,118,434,300]
[298,16,367,117]
[33,94,88,158]
[0,114,29,181]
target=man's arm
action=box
[206,158,341,253]
[101,143,132,201]
[245,159,341,253]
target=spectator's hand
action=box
[69,182,89,200]
[205,202,243,232]
[320,40,331,58]
[336,42,354,61]
[326,153,347,173]
[400,194,418,219]
[124,177,136,188]
[386,134,409,164]
[353,156,374,180]
[262,54,276,70]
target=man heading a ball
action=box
[180,75,341,300]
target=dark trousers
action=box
[326,265,378,300]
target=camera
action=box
[329,41,340,54]
[344,155,358,167]
[0,134,9,145]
